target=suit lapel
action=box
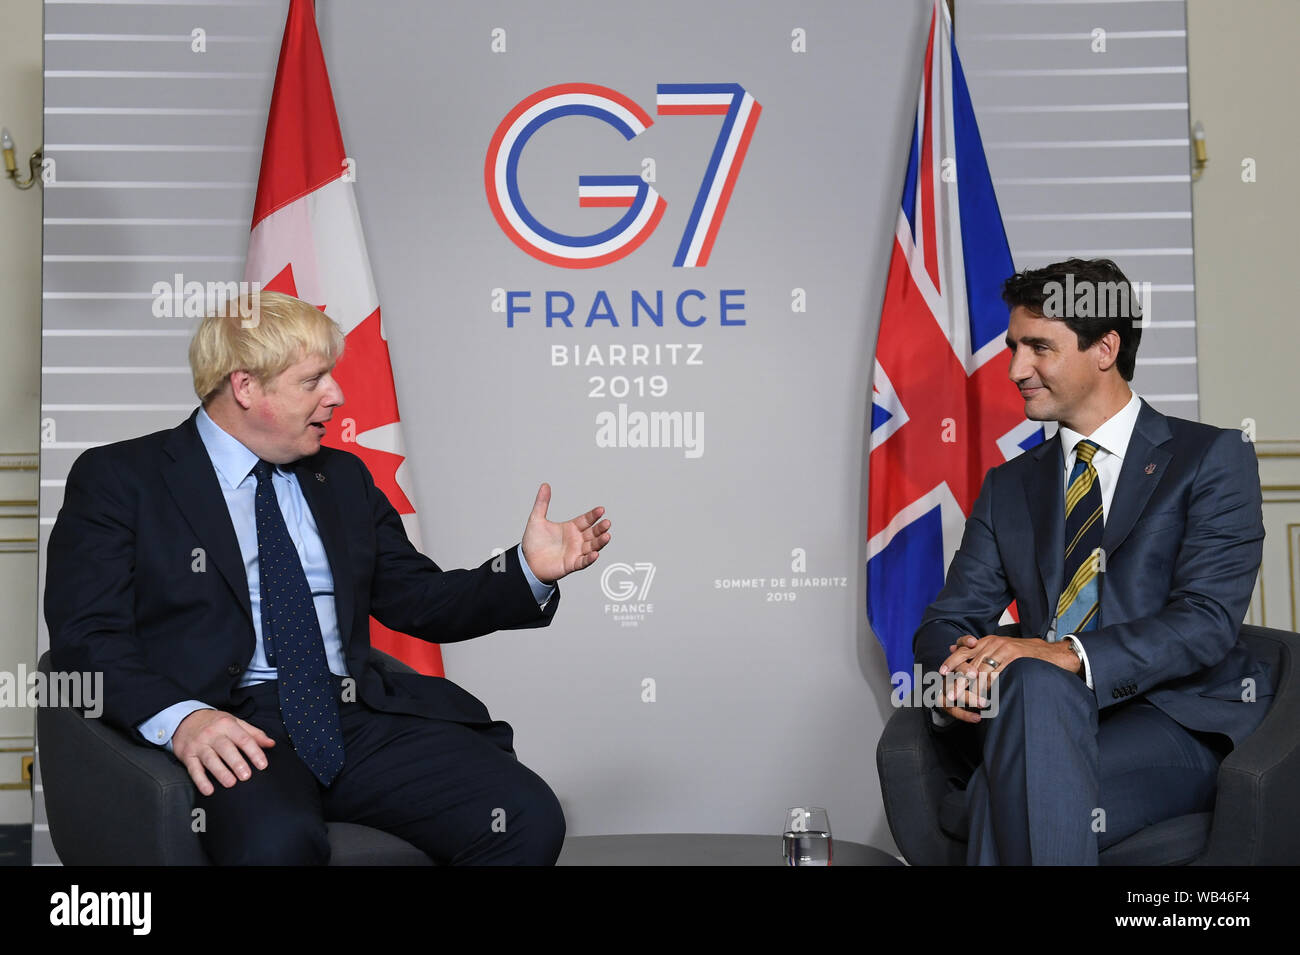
[1024,433,1065,627]
[289,456,355,653]
[161,411,254,627]
[1101,399,1172,557]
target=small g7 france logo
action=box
[485,82,761,269]
[600,561,657,602]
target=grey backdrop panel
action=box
[37,0,1197,863]
[37,0,284,866]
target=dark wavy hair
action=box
[1001,258,1143,381]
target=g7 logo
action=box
[485,82,761,269]
[600,562,657,602]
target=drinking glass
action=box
[782,807,832,866]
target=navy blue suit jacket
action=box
[46,408,558,740]
[914,399,1271,747]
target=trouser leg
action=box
[323,703,566,866]
[195,681,330,866]
[964,658,1099,865]
[960,660,1224,864]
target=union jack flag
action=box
[867,0,1043,677]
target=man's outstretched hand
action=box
[520,483,611,584]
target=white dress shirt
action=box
[1054,389,1142,689]
[931,390,1142,724]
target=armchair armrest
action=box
[1197,626,1300,864]
[876,706,966,866]
[36,652,207,865]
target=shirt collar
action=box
[1059,390,1142,466]
[196,406,271,489]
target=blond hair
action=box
[189,290,345,404]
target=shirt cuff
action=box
[1063,634,1094,689]
[517,544,556,608]
[137,700,213,752]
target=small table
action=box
[558,833,903,866]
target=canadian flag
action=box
[244,0,443,675]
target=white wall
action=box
[0,0,43,824]
[1187,0,1300,631]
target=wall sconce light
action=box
[2,127,42,190]
[1191,120,1208,182]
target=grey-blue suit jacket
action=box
[913,399,1271,747]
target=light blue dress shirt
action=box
[137,407,554,750]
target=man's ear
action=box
[228,370,256,410]
[1094,329,1122,374]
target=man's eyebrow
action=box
[1005,335,1054,349]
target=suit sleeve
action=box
[45,448,196,735]
[356,456,559,642]
[912,466,1014,676]
[1080,430,1264,707]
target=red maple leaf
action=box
[259,263,412,513]
[262,261,304,299]
[324,308,413,514]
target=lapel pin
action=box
[315,472,326,483]
[1144,463,1156,475]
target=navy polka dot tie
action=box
[252,460,344,786]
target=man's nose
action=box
[326,377,344,407]
[1008,349,1029,383]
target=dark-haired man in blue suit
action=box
[915,259,1270,865]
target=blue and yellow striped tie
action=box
[1056,439,1104,635]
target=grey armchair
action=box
[36,649,434,865]
[876,624,1300,865]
